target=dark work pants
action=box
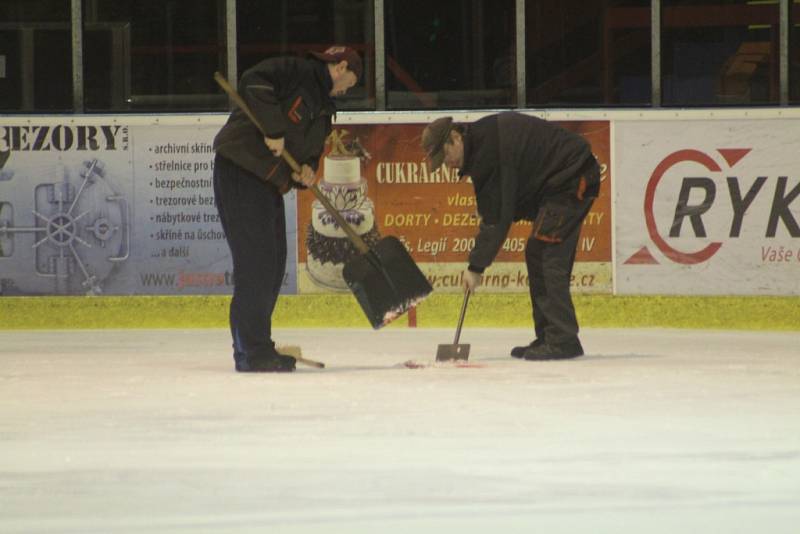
[525,194,595,346]
[213,155,287,365]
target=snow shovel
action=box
[214,72,432,329]
[436,288,471,362]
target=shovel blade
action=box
[342,235,433,329]
[436,343,471,362]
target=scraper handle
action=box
[453,287,470,344]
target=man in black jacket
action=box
[422,112,600,360]
[213,46,361,372]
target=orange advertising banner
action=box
[297,120,611,294]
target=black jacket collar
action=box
[458,125,474,180]
[311,58,336,111]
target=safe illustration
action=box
[0,156,130,295]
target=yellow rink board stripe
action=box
[1,294,798,331]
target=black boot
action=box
[522,340,584,361]
[237,350,296,372]
[510,338,544,358]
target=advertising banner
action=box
[297,118,612,294]
[615,120,800,295]
[0,114,611,297]
[0,116,298,296]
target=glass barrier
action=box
[82,0,226,111]
[237,0,374,111]
[0,0,72,111]
[0,0,797,112]
[384,0,516,110]
[662,0,780,106]
[526,0,652,107]
[792,0,799,103]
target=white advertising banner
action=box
[0,116,299,296]
[615,119,800,295]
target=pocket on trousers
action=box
[532,206,564,243]
[532,200,580,243]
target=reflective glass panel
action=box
[791,0,799,103]
[83,0,227,111]
[385,0,516,110]
[661,0,780,106]
[0,0,71,111]
[525,0,651,107]
[237,0,374,110]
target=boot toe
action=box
[510,338,544,358]
[522,342,583,361]
[238,352,297,372]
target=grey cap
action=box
[421,117,453,169]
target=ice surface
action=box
[1,327,799,533]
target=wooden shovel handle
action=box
[213,72,369,254]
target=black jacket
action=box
[459,112,598,271]
[213,56,336,191]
